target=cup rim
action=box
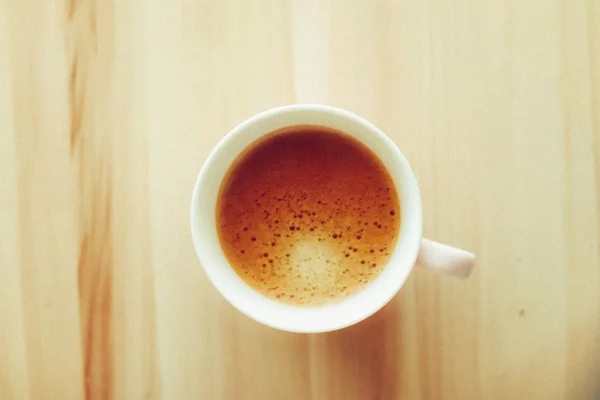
[191,104,423,332]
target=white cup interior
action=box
[191,105,423,333]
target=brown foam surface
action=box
[216,125,400,306]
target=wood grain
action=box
[1,0,599,399]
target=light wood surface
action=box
[1,1,599,399]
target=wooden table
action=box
[1,1,599,399]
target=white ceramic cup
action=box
[191,104,474,333]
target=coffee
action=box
[216,125,400,306]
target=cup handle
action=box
[417,238,475,278]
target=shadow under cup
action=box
[191,105,423,333]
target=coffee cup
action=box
[191,104,474,333]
